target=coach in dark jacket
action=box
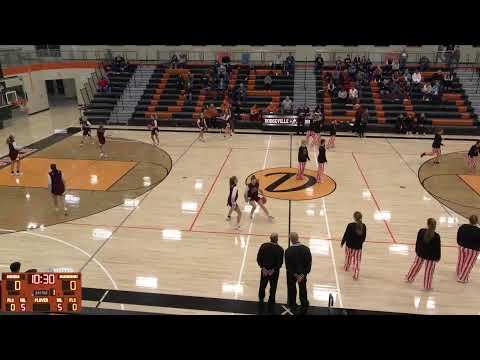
[285,232,312,313]
[456,215,480,282]
[257,233,284,312]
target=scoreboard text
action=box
[0,272,82,313]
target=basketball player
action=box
[97,125,107,158]
[405,218,441,290]
[6,135,21,176]
[297,140,310,180]
[466,141,480,171]
[245,175,274,220]
[226,176,242,229]
[316,139,327,183]
[48,164,68,216]
[197,113,208,142]
[79,117,93,146]
[222,110,232,138]
[341,211,367,280]
[456,215,480,283]
[326,119,337,149]
[149,114,160,146]
[421,128,444,164]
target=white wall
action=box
[63,78,77,99]
[11,67,95,113]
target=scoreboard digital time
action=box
[1,272,82,313]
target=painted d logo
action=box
[246,167,336,201]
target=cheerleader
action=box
[79,117,93,146]
[297,140,310,180]
[316,139,327,183]
[421,128,443,164]
[226,176,242,229]
[456,215,480,283]
[6,135,21,176]
[326,119,337,149]
[341,211,367,280]
[197,113,208,142]
[405,218,441,290]
[48,163,68,216]
[246,175,274,221]
[312,111,324,147]
[466,140,480,171]
[97,125,107,158]
[149,114,160,146]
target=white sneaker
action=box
[235,224,241,230]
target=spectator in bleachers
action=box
[264,73,273,91]
[400,50,408,71]
[97,77,110,93]
[419,56,430,71]
[178,54,187,69]
[443,70,454,91]
[337,86,348,104]
[348,85,359,103]
[208,104,219,128]
[417,113,427,135]
[432,81,441,102]
[250,104,261,122]
[422,82,433,102]
[405,113,414,134]
[10,261,21,273]
[432,69,444,83]
[326,80,335,97]
[281,96,293,114]
[335,58,343,71]
[170,54,179,69]
[236,83,246,104]
[373,66,382,83]
[344,55,352,67]
[272,54,282,70]
[332,69,341,84]
[265,101,278,114]
[315,54,324,71]
[201,73,209,89]
[392,59,400,72]
[451,46,461,68]
[396,113,406,134]
[348,63,357,80]
[412,69,422,90]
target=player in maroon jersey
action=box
[6,134,22,176]
[245,175,274,221]
[97,125,107,158]
[48,163,68,216]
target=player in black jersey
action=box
[97,125,107,158]
[149,114,160,146]
[245,175,274,221]
[6,135,21,176]
[226,176,242,229]
[421,128,443,164]
[79,117,93,146]
[466,141,480,171]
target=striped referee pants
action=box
[405,256,437,289]
[457,246,479,283]
[344,247,362,280]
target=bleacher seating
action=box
[315,64,478,131]
[85,65,137,122]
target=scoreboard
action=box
[1,272,82,313]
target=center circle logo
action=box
[245,167,336,201]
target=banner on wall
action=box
[263,115,312,127]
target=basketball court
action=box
[0,108,479,315]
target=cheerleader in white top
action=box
[226,176,242,229]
